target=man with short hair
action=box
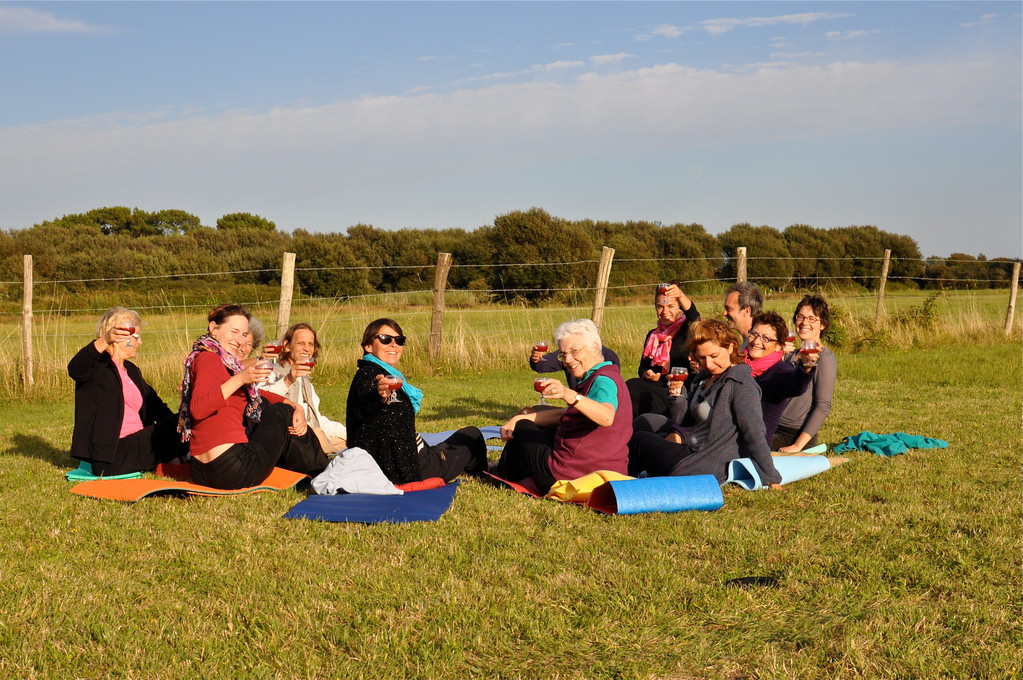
[722,281,763,344]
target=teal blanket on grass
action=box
[832,431,948,457]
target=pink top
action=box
[117,363,145,438]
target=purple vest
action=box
[550,364,633,481]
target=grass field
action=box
[0,294,1020,678]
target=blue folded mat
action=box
[832,431,948,457]
[587,475,724,514]
[421,426,504,450]
[725,455,832,490]
[284,481,459,524]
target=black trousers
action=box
[91,413,188,476]
[191,402,328,489]
[771,425,819,451]
[418,426,489,483]
[493,420,557,494]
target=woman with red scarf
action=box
[625,282,700,417]
[745,311,817,447]
[178,303,329,489]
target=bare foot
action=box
[828,456,851,468]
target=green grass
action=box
[0,334,1020,678]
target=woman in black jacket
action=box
[68,307,186,475]
[345,318,487,485]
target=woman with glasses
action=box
[68,307,187,476]
[178,304,329,489]
[625,281,700,418]
[775,295,836,452]
[494,319,632,494]
[628,319,782,488]
[744,311,816,448]
[345,318,487,484]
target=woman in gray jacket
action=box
[628,318,782,488]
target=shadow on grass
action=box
[427,396,513,423]
[5,434,72,468]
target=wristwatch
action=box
[570,392,582,406]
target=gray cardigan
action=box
[667,363,781,486]
[779,347,836,437]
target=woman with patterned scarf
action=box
[345,318,488,485]
[625,281,700,417]
[178,303,329,489]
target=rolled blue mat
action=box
[725,455,832,490]
[588,475,723,515]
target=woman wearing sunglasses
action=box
[345,318,488,485]
[494,319,632,494]
[744,311,816,448]
[775,295,836,452]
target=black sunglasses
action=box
[375,334,407,346]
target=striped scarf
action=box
[177,334,261,441]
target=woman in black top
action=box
[625,282,700,417]
[345,318,487,485]
[68,306,186,475]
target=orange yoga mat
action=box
[69,467,308,502]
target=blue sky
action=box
[1,1,1020,258]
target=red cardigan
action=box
[188,352,285,456]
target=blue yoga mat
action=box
[284,481,459,524]
[725,455,832,490]
[420,426,503,447]
[587,475,724,515]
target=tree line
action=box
[0,206,1017,304]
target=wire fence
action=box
[2,249,1019,395]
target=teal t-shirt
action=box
[580,361,618,409]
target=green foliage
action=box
[820,304,850,349]
[718,222,794,286]
[216,212,277,231]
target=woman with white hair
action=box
[494,319,633,493]
[68,306,186,475]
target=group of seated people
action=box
[68,282,836,494]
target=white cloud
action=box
[554,42,575,49]
[0,58,1016,231]
[532,60,585,72]
[0,6,112,33]
[697,12,852,35]
[961,13,998,28]
[589,53,635,66]
[826,29,880,40]
[418,56,437,62]
[770,51,824,59]
[651,24,683,38]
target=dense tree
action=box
[655,223,722,290]
[717,223,793,287]
[147,209,203,235]
[216,212,277,232]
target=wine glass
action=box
[264,340,284,359]
[117,326,138,348]
[385,375,404,404]
[532,340,549,354]
[533,378,549,406]
[668,366,688,394]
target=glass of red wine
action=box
[533,378,549,406]
[264,341,284,359]
[117,326,138,348]
[799,340,819,364]
[533,340,549,354]
[668,366,688,394]
[385,375,404,404]
[299,357,316,369]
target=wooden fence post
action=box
[875,249,892,325]
[21,255,33,389]
[591,246,615,331]
[430,252,452,361]
[736,247,747,283]
[276,252,296,340]
[1005,261,1021,336]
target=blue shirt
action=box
[580,361,618,409]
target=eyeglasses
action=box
[557,347,587,362]
[794,314,820,324]
[747,330,778,346]
[375,334,407,346]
